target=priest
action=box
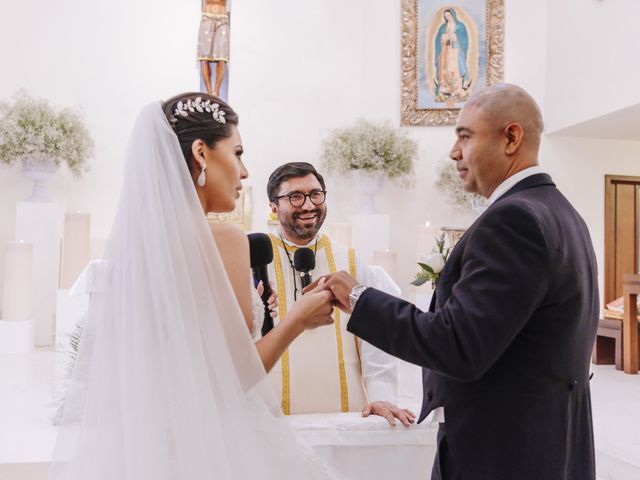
[265,162,415,426]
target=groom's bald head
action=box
[465,83,544,154]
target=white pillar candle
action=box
[60,211,91,289]
[2,241,33,322]
[328,222,352,247]
[373,249,397,281]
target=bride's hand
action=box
[286,278,334,331]
[257,281,278,318]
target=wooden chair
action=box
[622,274,640,374]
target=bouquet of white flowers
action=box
[412,232,450,288]
[320,119,417,186]
[0,91,93,176]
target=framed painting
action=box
[207,186,252,232]
[401,0,504,126]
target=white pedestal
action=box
[16,202,60,346]
[350,214,390,264]
[0,320,34,353]
[55,289,88,345]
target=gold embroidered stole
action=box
[269,234,361,414]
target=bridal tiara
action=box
[171,97,226,125]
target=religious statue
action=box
[197,0,229,98]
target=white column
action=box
[15,201,60,346]
[350,214,390,264]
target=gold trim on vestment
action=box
[326,240,349,412]
[348,247,362,368]
[269,234,330,254]
[269,234,291,414]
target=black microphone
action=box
[247,233,274,336]
[293,247,315,292]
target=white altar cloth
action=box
[288,412,437,480]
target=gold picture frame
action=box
[401,0,505,126]
[207,186,252,232]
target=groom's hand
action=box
[363,401,417,427]
[304,271,358,313]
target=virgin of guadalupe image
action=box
[434,8,471,104]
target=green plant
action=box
[321,119,417,186]
[411,232,450,287]
[0,91,93,176]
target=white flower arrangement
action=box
[0,91,93,176]
[435,160,485,214]
[320,119,417,186]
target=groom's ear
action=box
[269,202,278,215]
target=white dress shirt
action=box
[486,166,545,206]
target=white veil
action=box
[49,102,343,480]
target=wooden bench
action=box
[622,274,640,373]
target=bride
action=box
[49,93,344,479]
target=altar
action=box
[288,413,437,480]
[0,349,437,480]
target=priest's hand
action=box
[363,401,417,427]
[304,271,358,313]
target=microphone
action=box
[247,233,274,336]
[293,247,315,292]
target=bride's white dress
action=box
[250,278,265,341]
[49,102,345,480]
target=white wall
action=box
[545,0,640,132]
[0,0,638,312]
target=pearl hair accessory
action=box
[171,97,226,124]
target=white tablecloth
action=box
[287,413,438,480]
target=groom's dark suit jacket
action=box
[348,174,598,480]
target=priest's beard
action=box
[279,207,327,243]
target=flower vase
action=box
[21,156,57,202]
[353,170,384,214]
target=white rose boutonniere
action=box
[411,233,450,288]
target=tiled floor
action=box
[0,350,638,479]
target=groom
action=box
[314,84,599,480]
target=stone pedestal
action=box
[15,202,60,346]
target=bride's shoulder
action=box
[209,223,249,253]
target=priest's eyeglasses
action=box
[276,190,327,207]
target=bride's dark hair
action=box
[162,92,239,173]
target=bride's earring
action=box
[197,163,207,187]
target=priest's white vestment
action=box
[268,233,399,415]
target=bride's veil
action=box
[49,102,343,479]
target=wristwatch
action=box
[348,284,368,311]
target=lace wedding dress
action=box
[49,102,344,480]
